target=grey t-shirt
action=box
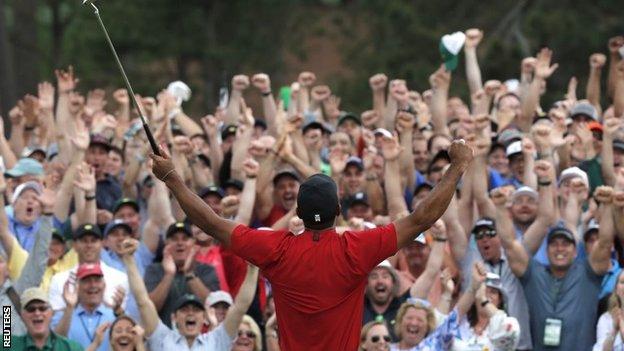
[144,262,221,327]
[520,257,603,351]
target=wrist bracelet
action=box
[185,273,196,281]
[85,194,96,201]
[261,91,272,97]
[246,175,257,179]
[161,169,176,182]
[433,237,448,242]
[480,299,490,307]
[43,212,54,217]
[538,180,552,187]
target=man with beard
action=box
[363,260,401,339]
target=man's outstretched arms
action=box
[394,140,473,248]
[151,146,238,247]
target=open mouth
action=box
[185,319,198,329]
[406,326,419,337]
[26,207,34,216]
[374,284,388,294]
[235,338,253,346]
[31,318,44,327]
[117,337,131,347]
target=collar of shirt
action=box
[76,303,106,316]
[24,331,55,350]
[172,329,205,347]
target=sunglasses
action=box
[24,304,49,313]
[371,335,391,343]
[237,330,256,339]
[474,230,497,240]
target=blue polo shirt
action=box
[51,304,116,351]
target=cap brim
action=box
[176,299,205,311]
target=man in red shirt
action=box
[150,140,473,351]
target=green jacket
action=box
[9,332,83,350]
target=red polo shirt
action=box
[230,223,397,351]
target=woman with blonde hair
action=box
[594,270,624,350]
[360,320,391,351]
[232,314,262,351]
[390,262,486,351]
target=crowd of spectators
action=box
[2,28,624,351]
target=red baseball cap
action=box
[588,121,603,132]
[76,263,103,280]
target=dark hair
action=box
[109,315,138,349]
[427,134,451,152]
[467,289,505,327]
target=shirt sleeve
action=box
[147,321,172,350]
[229,225,287,269]
[48,272,68,311]
[8,236,27,281]
[343,224,398,276]
[196,264,221,291]
[14,216,52,294]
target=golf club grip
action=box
[143,123,161,156]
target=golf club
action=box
[82,0,160,155]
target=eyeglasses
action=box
[24,304,49,313]
[371,335,391,343]
[237,330,256,339]
[474,230,497,240]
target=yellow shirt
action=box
[8,236,78,292]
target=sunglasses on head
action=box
[237,330,256,339]
[371,335,391,343]
[474,230,497,240]
[25,304,49,313]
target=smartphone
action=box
[219,87,229,110]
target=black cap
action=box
[74,224,103,240]
[303,120,330,134]
[113,198,139,214]
[345,156,364,171]
[296,174,339,230]
[273,169,300,186]
[471,217,496,235]
[613,140,624,152]
[104,219,132,237]
[198,186,225,199]
[174,293,205,312]
[51,228,65,243]
[221,125,238,140]
[166,221,192,238]
[89,134,112,151]
[347,191,369,208]
[223,179,244,192]
[337,112,361,127]
[254,119,267,130]
[547,226,576,245]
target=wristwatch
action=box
[185,273,196,282]
[480,299,490,307]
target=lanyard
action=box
[78,312,102,343]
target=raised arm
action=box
[151,147,237,247]
[472,118,496,219]
[381,134,409,220]
[491,188,529,276]
[143,177,175,253]
[251,74,278,137]
[587,53,606,114]
[442,194,468,263]
[410,220,446,298]
[369,74,388,119]
[518,48,558,132]
[590,186,616,275]
[607,36,624,99]
[464,28,484,94]
[602,117,620,187]
[225,75,249,125]
[429,66,451,136]
[522,161,556,253]
[394,140,473,248]
[223,264,259,337]
[120,239,160,336]
[54,133,89,222]
[234,159,259,226]
[455,262,486,317]
[231,104,255,181]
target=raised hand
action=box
[484,80,502,97]
[108,286,126,314]
[221,196,240,218]
[86,89,107,115]
[490,187,511,207]
[92,322,111,348]
[38,82,55,111]
[172,135,193,157]
[149,145,177,182]
[288,216,304,235]
[200,114,219,137]
[448,139,474,171]
[430,65,451,90]
[395,111,415,133]
[20,95,40,128]
[232,75,250,91]
[603,117,621,139]
[533,160,555,183]
[8,105,24,127]
[251,73,271,93]
[37,187,57,214]
[63,276,78,308]
[311,85,331,102]
[470,261,487,292]
[119,238,139,258]
[608,36,624,55]
[534,48,559,80]
[614,191,624,208]
[322,95,341,120]
[464,28,483,49]
[440,268,455,295]
[361,110,380,128]
[521,57,537,75]
[328,147,348,174]
[67,92,85,116]
[369,73,388,92]
[243,158,260,178]
[590,53,607,69]
[521,137,536,157]
[594,186,615,204]
[297,71,316,87]
[131,324,145,345]
[380,133,403,161]
[531,123,552,151]
[113,89,130,106]
[428,219,447,240]
[55,66,79,94]
[182,245,199,274]
[162,244,177,275]
[73,163,96,194]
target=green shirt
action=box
[8,332,83,351]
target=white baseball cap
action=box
[206,290,233,307]
[558,167,589,188]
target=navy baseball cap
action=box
[547,226,576,245]
[296,174,339,230]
